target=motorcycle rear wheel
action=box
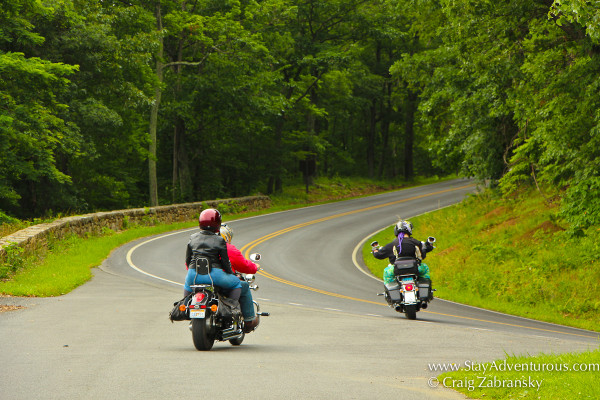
[192,316,216,351]
[404,304,417,320]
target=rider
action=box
[219,224,260,333]
[371,219,434,304]
[183,209,241,302]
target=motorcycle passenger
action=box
[183,209,242,302]
[371,219,434,303]
[219,224,260,333]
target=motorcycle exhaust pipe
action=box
[221,331,244,341]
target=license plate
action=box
[190,309,206,318]
[404,291,417,304]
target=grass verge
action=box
[436,348,600,399]
[0,222,192,296]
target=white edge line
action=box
[351,204,458,283]
[128,188,597,336]
[124,213,284,287]
[126,181,467,288]
[126,230,189,287]
[352,205,600,336]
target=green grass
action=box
[0,223,191,296]
[363,189,600,332]
[0,176,452,296]
[437,348,600,399]
[0,206,282,296]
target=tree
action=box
[0,0,79,217]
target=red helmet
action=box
[199,208,222,232]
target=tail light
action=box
[404,284,414,291]
[194,292,206,302]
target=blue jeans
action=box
[184,269,255,320]
[184,268,242,293]
[239,281,256,321]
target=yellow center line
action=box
[258,269,383,305]
[239,183,599,340]
[240,183,475,252]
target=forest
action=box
[1,0,599,234]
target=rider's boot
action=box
[243,316,260,333]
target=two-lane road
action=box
[1,179,597,399]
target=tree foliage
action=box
[0,0,599,233]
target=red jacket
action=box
[226,243,258,274]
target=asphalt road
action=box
[1,179,598,400]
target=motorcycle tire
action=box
[404,304,417,320]
[229,333,245,346]
[192,315,216,351]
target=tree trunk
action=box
[177,123,193,201]
[303,91,317,193]
[172,123,178,204]
[267,118,285,195]
[274,118,284,193]
[367,99,377,178]
[404,89,417,180]
[377,81,392,178]
[149,2,163,207]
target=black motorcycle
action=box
[186,253,269,351]
[374,238,435,320]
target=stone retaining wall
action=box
[0,195,270,261]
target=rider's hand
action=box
[255,263,261,272]
[371,241,380,252]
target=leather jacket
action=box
[373,236,434,264]
[185,230,233,274]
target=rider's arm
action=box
[372,241,395,260]
[185,241,192,270]
[421,239,434,254]
[227,244,258,274]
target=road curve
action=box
[1,179,597,400]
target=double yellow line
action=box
[238,183,599,340]
[239,184,474,305]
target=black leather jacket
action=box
[185,230,233,274]
[373,236,434,264]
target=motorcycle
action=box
[374,237,436,320]
[187,253,269,351]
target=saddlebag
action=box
[387,287,401,302]
[417,280,432,301]
[169,293,193,322]
[217,295,242,317]
[393,257,420,276]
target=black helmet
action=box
[393,220,413,236]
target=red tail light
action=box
[404,284,414,291]
[194,293,206,302]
